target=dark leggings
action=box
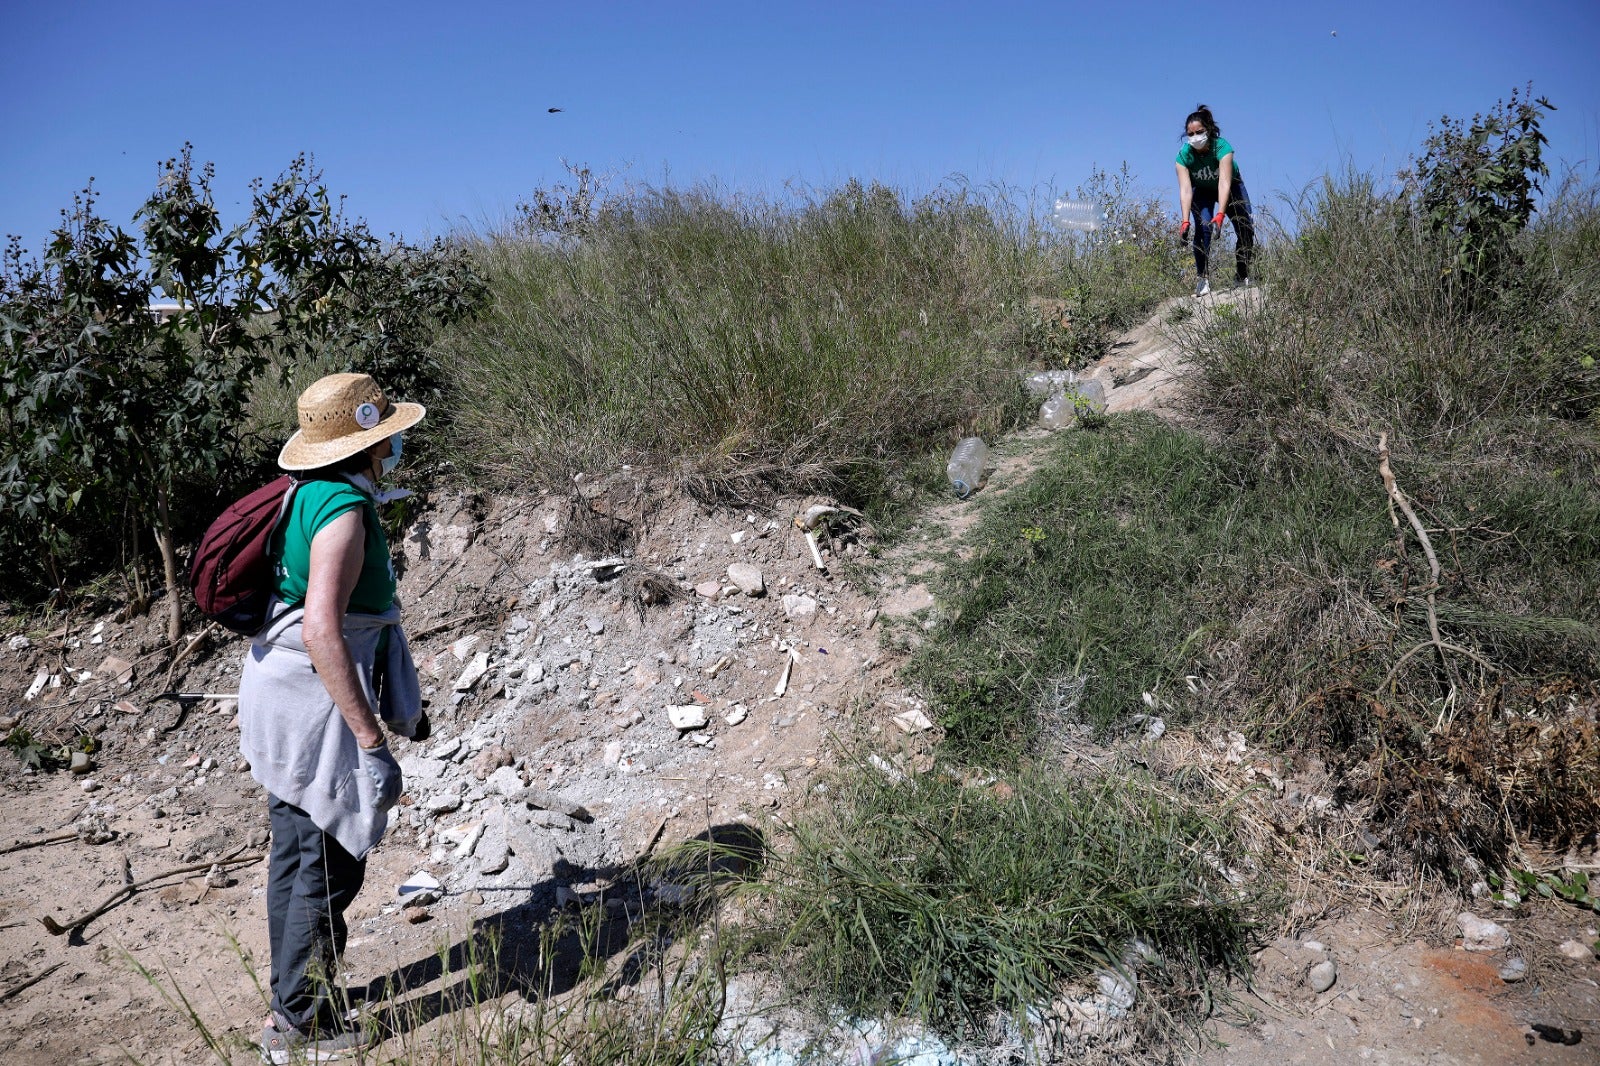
[1191,181,1255,282]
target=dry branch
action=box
[0,830,77,856]
[39,851,262,937]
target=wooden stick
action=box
[40,851,262,936]
[0,830,77,857]
[1377,434,1447,665]
[0,962,62,1004]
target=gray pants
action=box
[267,795,367,1033]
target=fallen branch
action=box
[159,622,219,698]
[0,962,62,1004]
[0,830,77,856]
[40,851,262,937]
[1377,434,1447,667]
[409,609,497,643]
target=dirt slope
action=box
[1,289,1594,1064]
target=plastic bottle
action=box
[1024,369,1077,398]
[1075,378,1108,414]
[1052,199,1106,233]
[1040,392,1076,430]
[946,437,989,498]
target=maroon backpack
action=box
[188,476,300,636]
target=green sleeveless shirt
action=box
[271,479,396,614]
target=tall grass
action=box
[434,176,1183,504]
[767,759,1257,1038]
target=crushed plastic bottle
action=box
[1023,368,1077,398]
[946,437,989,498]
[1052,198,1107,232]
[1040,392,1076,430]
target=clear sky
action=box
[3,0,1597,247]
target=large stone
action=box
[1308,959,1337,993]
[726,563,765,597]
[1458,912,1511,952]
[471,746,514,780]
[506,815,559,872]
[1558,939,1595,961]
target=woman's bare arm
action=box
[302,509,385,749]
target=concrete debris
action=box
[69,751,92,774]
[513,786,592,821]
[1458,912,1511,952]
[476,803,510,874]
[724,705,748,726]
[399,879,441,908]
[454,652,491,692]
[892,707,934,734]
[484,765,525,797]
[668,704,708,731]
[726,563,765,597]
[427,737,463,761]
[780,593,818,619]
[423,792,463,814]
[451,634,484,660]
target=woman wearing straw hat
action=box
[240,372,429,1063]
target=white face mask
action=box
[1186,132,1210,150]
[379,432,403,476]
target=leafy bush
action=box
[0,149,485,621]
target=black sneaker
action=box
[261,1020,371,1064]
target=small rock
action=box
[8,635,31,651]
[694,581,721,600]
[451,635,484,660]
[727,563,765,597]
[476,803,510,875]
[730,530,747,545]
[80,778,101,793]
[1308,959,1338,993]
[892,708,934,734]
[405,907,433,924]
[464,890,485,905]
[454,652,491,692]
[506,615,531,635]
[585,616,605,636]
[724,705,748,726]
[69,751,92,774]
[75,813,114,844]
[472,746,515,780]
[1301,940,1327,953]
[781,593,818,619]
[602,740,623,766]
[427,737,463,761]
[1499,958,1528,982]
[424,792,463,814]
[204,864,230,889]
[1557,939,1595,962]
[485,764,525,797]
[1458,912,1511,952]
[398,871,442,907]
[668,704,708,731]
[97,656,135,686]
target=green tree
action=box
[0,148,485,639]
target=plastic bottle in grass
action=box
[946,437,989,498]
[1052,199,1107,232]
[1076,378,1108,413]
[1040,392,1076,429]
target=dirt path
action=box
[1,289,1594,1064]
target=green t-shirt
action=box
[272,478,396,615]
[1176,135,1241,196]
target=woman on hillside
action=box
[239,372,430,1064]
[1175,103,1256,297]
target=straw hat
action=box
[278,373,426,472]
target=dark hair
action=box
[1184,104,1221,140]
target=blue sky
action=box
[2,1,1596,247]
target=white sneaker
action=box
[1193,277,1211,298]
[1234,277,1254,290]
